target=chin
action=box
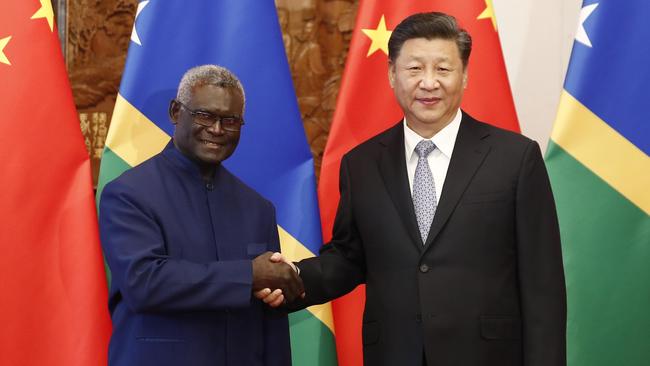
[411,115,440,126]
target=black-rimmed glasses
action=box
[176,100,244,132]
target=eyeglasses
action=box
[176,100,245,132]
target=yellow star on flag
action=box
[0,36,11,65]
[477,0,498,31]
[31,0,55,32]
[361,15,392,57]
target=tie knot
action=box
[415,140,436,158]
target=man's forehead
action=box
[397,38,459,56]
[402,53,453,63]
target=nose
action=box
[419,69,439,90]
[206,120,224,135]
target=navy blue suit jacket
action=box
[99,142,291,366]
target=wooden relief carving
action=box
[277,0,358,179]
[66,0,137,186]
[65,0,358,184]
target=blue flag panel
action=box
[564,0,650,154]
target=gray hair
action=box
[176,64,246,110]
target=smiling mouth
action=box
[416,97,441,105]
[202,140,222,148]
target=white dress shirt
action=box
[404,110,462,201]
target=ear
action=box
[388,61,396,89]
[462,67,469,89]
[169,99,180,125]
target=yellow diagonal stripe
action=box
[278,226,335,334]
[107,94,170,166]
[551,90,650,214]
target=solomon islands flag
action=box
[545,1,650,365]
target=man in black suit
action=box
[260,12,566,366]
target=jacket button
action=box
[419,264,429,273]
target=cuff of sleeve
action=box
[211,259,254,308]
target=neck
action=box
[199,164,217,183]
[406,120,450,139]
[406,110,458,139]
[172,139,218,182]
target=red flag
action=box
[318,1,519,365]
[0,2,111,365]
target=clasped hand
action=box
[252,252,303,305]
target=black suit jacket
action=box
[296,112,566,366]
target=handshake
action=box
[251,252,303,307]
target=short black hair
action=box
[388,12,472,68]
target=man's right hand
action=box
[252,251,304,302]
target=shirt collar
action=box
[403,109,462,161]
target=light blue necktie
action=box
[413,140,437,244]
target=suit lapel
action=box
[378,122,424,248]
[423,114,491,249]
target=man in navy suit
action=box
[99,65,302,366]
[261,12,566,366]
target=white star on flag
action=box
[131,0,150,46]
[575,3,598,48]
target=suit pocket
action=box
[247,243,268,258]
[136,314,186,341]
[362,320,380,345]
[480,316,521,340]
[462,190,513,204]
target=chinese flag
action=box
[0,2,111,365]
[318,1,519,365]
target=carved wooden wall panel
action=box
[65,0,137,186]
[276,0,357,179]
[64,0,358,184]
